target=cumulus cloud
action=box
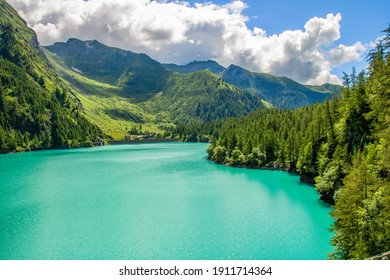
[8,0,366,84]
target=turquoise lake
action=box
[0,143,333,259]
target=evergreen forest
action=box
[170,27,390,259]
[0,3,104,153]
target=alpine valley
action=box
[0,0,340,151]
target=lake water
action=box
[0,143,333,259]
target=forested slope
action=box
[0,1,103,152]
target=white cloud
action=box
[8,0,366,85]
[328,42,366,66]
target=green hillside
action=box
[44,39,266,138]
[163,60,225,74]
[42,47,170,139]
[163,61,341,109]
[46,39,170,97]
[163,70,267,123]
[0,1,103,153]
[221,64,337,109]
[306,83,342,95]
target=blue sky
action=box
[8,0,390,84]
[196,0,388,44]
[189,0,390,76]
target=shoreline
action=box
[0,138,181,154]
[107,138,180,145]
[207,157,331,202]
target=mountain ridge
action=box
[163,60,225,75]
[46,38,341,111]
[163,60,341,109]
[46,38,170,96]
[44,38,267,137]
[220,64,338,109]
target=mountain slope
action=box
[163,60,225,74]
[46,39,170,97]
[164,61,340,109]
[220,65,336,109]
[163,71,265,123]
[0,1,103,152]
[44,39,266,137]
[42,47,170,139]
[306,83,342,95]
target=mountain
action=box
[0,1,340,147]
[0,1,103,153]
[306,83,342,95]
[220,65,336,109]
[163,60,225,74]
[163,70,264,123]
[164,61,341,109]
[46,39,170,97]
[43,39,266,137]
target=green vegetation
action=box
[43,39,266,137]
[181,27,390,259]
[163,71,265,123]
[329,29,390,259]
[43,48,170,139]
[46,38,170,96]
[163,60,225,74]
[0,1,103,153]
[164,61,340,109]
[306,83,343,95]
[221,64,340,109]
[43,37,342,139]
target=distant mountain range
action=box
[163,60,225,75]
[163,61,342,109]
[44,38,266,137]
[0,0,342,149]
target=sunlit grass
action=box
[43,48,174,139]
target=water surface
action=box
[0,143,333,259]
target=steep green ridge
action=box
[163,60,225,74]
[221,64,337,109]
[46,39,170,97]
[306,83,342,95]
[44,39,266,137]
[0,1,103,152]
[163,70,266,123]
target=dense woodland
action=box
[0,15,103,153]
[169,27,390,259]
